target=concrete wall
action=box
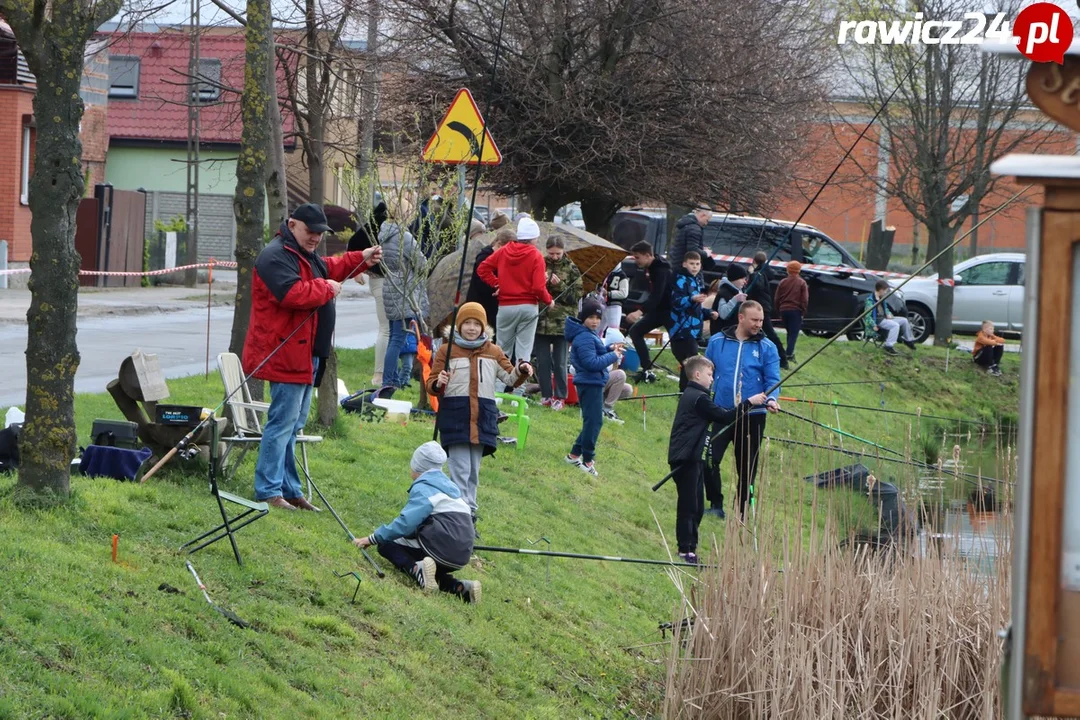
[106,146,240,195]
[142,190,236,262]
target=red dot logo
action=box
[1014,2,1074,64]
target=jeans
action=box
[535,334,569,399]
[878,317,914,347]
[397,353,416,387]
[369,276,391,384]
[496,303,539,363]
[377,541,462,593]
[254,356,319,501]
[780,310,803,358]
[571,384,604,463]
[383,319,408,387]
[672,460,705,553]
[628,309,671,371]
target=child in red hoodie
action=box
[477,216,555,365]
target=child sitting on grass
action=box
[668,356,766,565]
[972,320,1006,376]
[427,302,532,533]
[564,298,624,476]
[354,442,480,603]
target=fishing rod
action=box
[434,0,511,442]
[140,249,379,482]
[783,380,885,389]
[617,392,682,401]
[304,473,385,578]
[473,544,716,569]
[777,407,905,457]
[651,183,1032,491]
[777,397,992,427]
[763,436,1010,486]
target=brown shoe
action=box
[267,496,297,511]
[287,496,322,512]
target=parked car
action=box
[555,202,586,229]
[608,209,905,339]
[891,252,1025,344]
[471,205,490,225]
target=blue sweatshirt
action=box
[565,317,619,386]
[369,469,474,569]
[704,326,781,416]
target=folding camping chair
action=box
[180,411,267,566]
[216,352,323,497]
[494,392,530,451]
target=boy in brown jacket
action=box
[972,320,1006,376]
[774,261,809,364]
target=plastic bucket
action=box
[622,348,641,372]
[373,398,412,423]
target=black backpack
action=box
[0,424,20,474]
[341,386,396,421]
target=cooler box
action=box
[565,374,579,406]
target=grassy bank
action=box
[0,337,1019,718]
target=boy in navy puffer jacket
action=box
[564,299,624,477]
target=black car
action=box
[609,209,905,339]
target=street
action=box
[0,293,379,409]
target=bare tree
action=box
[1,0,122,497]
[836,0,1057,344]
[385,0,826,231]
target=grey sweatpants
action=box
[447,443,484,514]
[496,303,539,364]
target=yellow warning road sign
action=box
[421,88,502,165]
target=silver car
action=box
[893,252,1025,344]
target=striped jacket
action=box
[425,335,526,454]
[368,469,474,569]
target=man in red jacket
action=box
[243,203,381,511]
[476,216,554,366]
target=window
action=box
[20,125,30,205]
[1016,262,1025,286]
[193,58,221,102]
[108,56,140,98]
[959,261,1011,286]
[611,216,650,251]
[804,233,844,267]
[706,223,794,261]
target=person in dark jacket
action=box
[346,202,390,385]
[243,203,380,511]
[625,241,674,383]
[564,299,624,477]
[534,236,583,410]
[668,251,718,391]
[668,356,765,564]
[353,442,481,604]
[465,227,513,341]
[747,252,788,369]
[669,208,713,269]
[774,261,809,363]
[710,263,748,336]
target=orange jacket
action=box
[972,329,1005,357]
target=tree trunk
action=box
[266,35,288,230]
[230,0,273,364]
[356,0,379,203]
[929,223,957,347]
[5,0,121,497]
[911,222,920,265]
[580,197,620,237]
[305,0,325,208]
[864,219,896,271]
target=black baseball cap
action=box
[290,203,332,233]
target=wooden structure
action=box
[987,41,1080,720]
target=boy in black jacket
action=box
[668,356,766,565]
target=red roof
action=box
[102,29,296,146]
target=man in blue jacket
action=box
[703,300,781,519]
[354,442,481,604]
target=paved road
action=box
[0,293,379,409]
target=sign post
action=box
[986,41,1080,719]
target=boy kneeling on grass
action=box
[353,442,481,604]
[668,356,766,565]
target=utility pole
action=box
[184,0,201,288]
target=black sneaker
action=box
[883,345,900,356]
[788,354,796,364]
[904,340,916,350]
[704,506,726,519]
[636,370,657,384]
[679,552,700,566]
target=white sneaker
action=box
[457,579,482,605]
[564,453,583,466]
[603,409,624,424]
[413,557,437,592]
[580,461,599,477]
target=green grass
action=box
[0,337,1019,718]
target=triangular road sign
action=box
[421,88,502,165]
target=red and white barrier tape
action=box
[706,252,912,280]
[0,260,237,277]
